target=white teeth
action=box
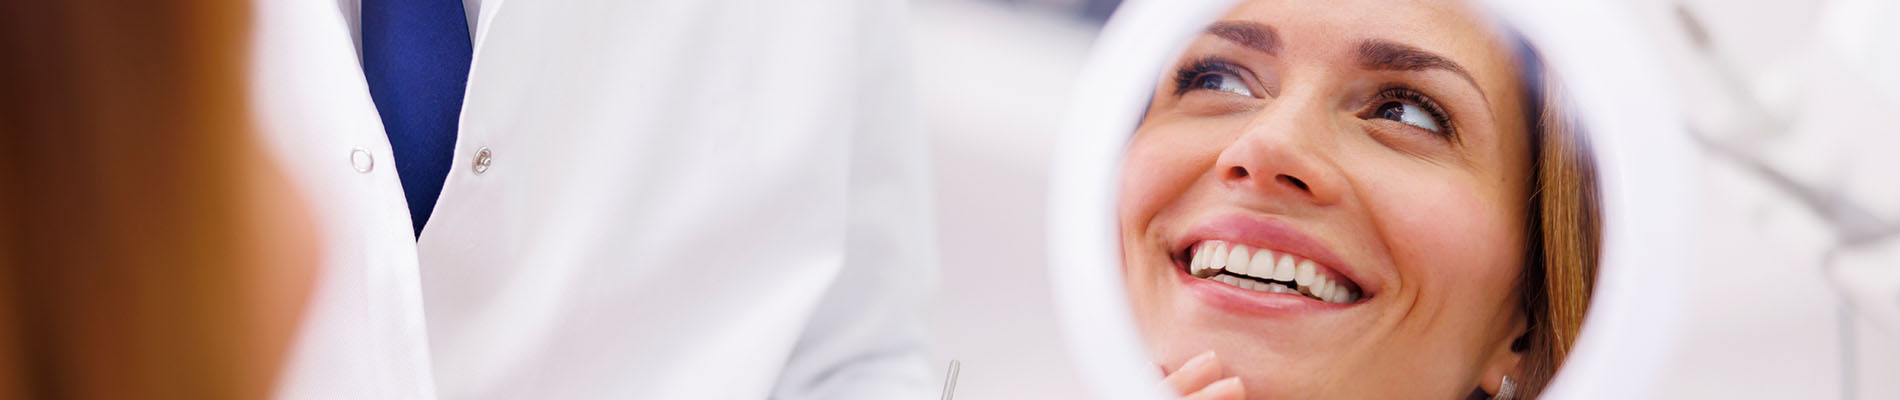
[1187,240,1359,304]
[1266,283,1290,294]
[1226,245,1251,276]
[1246,249,1275,278]
[1273,254,1296,281]
[1214,274,1243,286]
[1190,242,1222,278]
[1268,282,1298,295]
[1295,260,1316,286]
[1209,242,1230,270]
[1190,244,1211,276]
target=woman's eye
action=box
[1373,101,1441,133]
[1190,71,1252,97]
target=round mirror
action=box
[1047,1,1699,398]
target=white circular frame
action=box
[1045,1,1701,398]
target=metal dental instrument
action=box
[940,360,960,400]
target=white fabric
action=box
[249,0,936,398]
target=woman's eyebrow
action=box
[1355,39,1487,103]
[1207,21,1280,55]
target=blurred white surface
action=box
[914,1,1095,398]
[1626,0,1900,398]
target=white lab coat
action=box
[249,0,937,398]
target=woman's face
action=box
[1118,0,1534,398]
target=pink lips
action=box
[1171,214,1373,315]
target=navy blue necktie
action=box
[362,0,472,237]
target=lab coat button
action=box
[472,147,492,174]
[350,148,373,173]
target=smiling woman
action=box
[1115,0,1600,399]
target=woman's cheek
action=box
[1118,134,1204,225]
[1117,151,1168,224]
[1365,170,1523,294]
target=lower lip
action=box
[1172,261,1358,317]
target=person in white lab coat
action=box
[248,0,937,398]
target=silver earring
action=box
[1493,376,1517,400]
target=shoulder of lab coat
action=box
[770,0,940,398]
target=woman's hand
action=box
[1162,351,1245,400]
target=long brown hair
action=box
[1511,38,1602,399]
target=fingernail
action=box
[1207,376,1244,392]
[1181,350,1217,370]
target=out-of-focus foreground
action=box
[0,0,318,398]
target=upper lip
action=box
[1172,214,1371,298]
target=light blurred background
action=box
[913,0,1900,398]
[913,1,1100,397]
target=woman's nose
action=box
[1213,102,1344,207]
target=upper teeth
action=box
[1188,240,1359,304]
